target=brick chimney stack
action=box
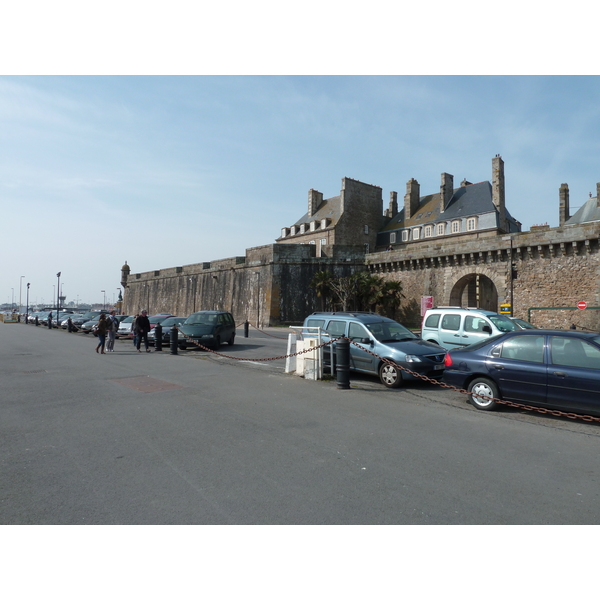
[385,191,398,219]
[559,183,570,226]
[492,155,507,232]
[404,179,420,220]
[308,189,323,218]
[440,173,453,214]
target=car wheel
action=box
[228,333,235,346]
[379,361,403,388]
[468,378,500,411]
[427,339,440,345]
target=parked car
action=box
[509,317,537,330]
[148,316,187,345]
[148,314,174,330]
[60,313,86,328]
[303,312,446,388]
[52,310,74,327]
[421,307,520,349]
[79,310,108,324]
[178,311,236,350]
[117,315,135,339]
[80,315,102,334]
[443,329,600,417]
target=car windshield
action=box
[121,316,134,323]
[488,315,520,332]
[365,321,417,342]
[161,317,184,326]
[186,313,218,325]
[149,315,170,324]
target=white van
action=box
[421,307,520,349]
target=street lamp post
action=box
[101,290,106,310]
[26,283,30,323]
[19,276,24,314]
[56,272,61,328]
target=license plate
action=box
[434,364,444,370]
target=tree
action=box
[310,270,333,311]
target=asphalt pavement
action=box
[2,321,600,524]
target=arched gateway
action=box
[449,273,499,312]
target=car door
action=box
[325,319,347,371]
[348,322,376,374]
[546,335,600,414]
[462,315,494,347]
[487,334,547,404]
[438,313,465,349]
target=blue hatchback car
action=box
[443,330,600,417]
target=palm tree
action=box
[310,270,333,311]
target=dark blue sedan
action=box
[443,330,600,416]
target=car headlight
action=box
[405,355,423,363]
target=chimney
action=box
[385,191,398,219]
[559,183,570,226]
[440,173,453,214]
[308,189,323,218]
[404,178,420,221]
[492,155,507,232]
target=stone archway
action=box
[449,273,498,311]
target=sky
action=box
[3,74,600,309]
[1,2,599,311]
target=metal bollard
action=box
[170,326,178,354]
[335,338,351,390]
[155,324,163,351]
[35,316,39,326]
[244,320,249,337]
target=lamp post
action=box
[26,283,30,323]
[19,276,24,313]
[11,288,14,311]
[101,290,106,310]
[56,272,61,328]
[502,236,514,317]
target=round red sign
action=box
[577,301,587,310]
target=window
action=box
[290,225,297,235]
[451,220,461,234]
[437,223,445,236]
[349,322,370,342]
[500,336,544,363]
[321,218,329,229]
[364,225,369,234]
[424,314,440,328]
[320,238,327,245]
[306,319,326,329]
[464,316,489,333]
[326,320,346,337]
[310,221,317,231]
[441,314,461,331]
[390,232,397,244]
[467,217,477,231]
[413,228,420,240]
[281,228,289,238]
[551,336,600,369]
[424,225,433,238]
[300,224,306,234]
[309,240,316,245]
[364,243,369,253]
[402,230,409,242]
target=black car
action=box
[148,316,186,345]
[178,311,236,350]
[443,330,600,417]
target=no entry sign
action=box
[577,301,587,310]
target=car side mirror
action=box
[360,337,373,345]
[482,325,492,335]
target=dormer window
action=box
[310,221,317,232]
[290,225,297,235]
[424,225,433,238]
[401,230,409,242]
[281,228,290,238]
[300,224,306,234]
[451,220,461,234]
[436,223,445,236]
[321,218,329,229]
[413,227,420,240]
[467,217,477,231]
[390,232,397,244]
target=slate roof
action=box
[291,195,342,227]
[380,181,519,232]
[565,196,600,225]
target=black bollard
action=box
[335,337,351,390]
[155,324,163,351]
[170,325,178,355]
[35,316,39,326]
[244,320,249,338]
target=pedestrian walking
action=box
[135,310,151,353]
[106,310,119,352]
[132,313,139,347]
[95,313,109,354]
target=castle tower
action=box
[559,183,570,226]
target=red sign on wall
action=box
[421,296,434,316]
[577,301,587,310]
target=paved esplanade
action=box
[2,322,600,524]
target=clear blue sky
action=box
[2,6,599,309]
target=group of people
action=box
[95,309,151,354]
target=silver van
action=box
[303,312,446,388]
[421,307,520,350]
